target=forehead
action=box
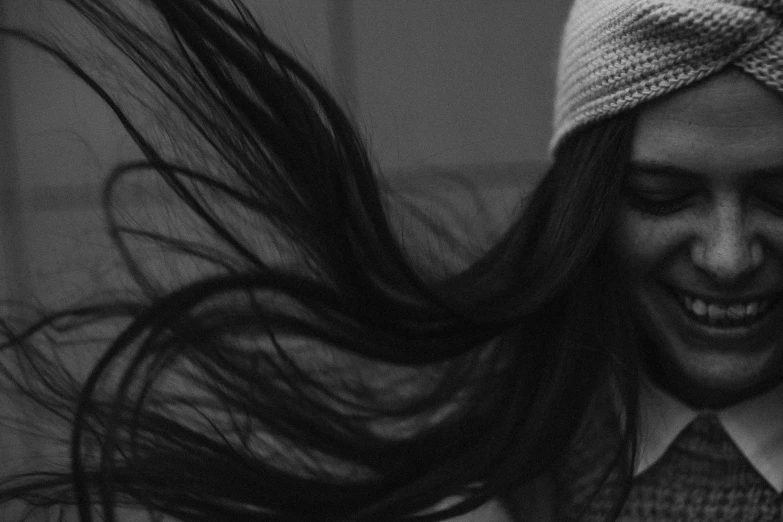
[632,70,783,176]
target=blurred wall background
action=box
[0,1,572,512]
[0,0,571,305]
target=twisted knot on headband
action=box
[551,0,783,155]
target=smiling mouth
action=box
[674,292,777,328]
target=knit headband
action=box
[551,0,783,155]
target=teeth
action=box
[727,305,745,319]
[692,299,707,316]
[680,294,771,326]
[707,303,726,320]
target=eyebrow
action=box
[627,161,701,179]
[628,160,783,179]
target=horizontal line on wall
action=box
[13,160,548,213]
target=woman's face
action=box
[613,70,783,407]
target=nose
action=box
[691,200,763,283]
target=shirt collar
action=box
[637,379,783,492]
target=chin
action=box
[653,344,782,408]
[637,286,783,408]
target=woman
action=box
[540,1,783,519]
[1,0,782,521]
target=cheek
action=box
[611,209,685,276]
[756,218,783,257]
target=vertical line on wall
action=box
[0,0,40,477]
[326,0,357,111]
[0,8,28,304]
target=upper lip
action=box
[665,285,779,305]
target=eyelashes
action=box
[624,188,695,215]
[754,193,783,216]
[624,187,783,217]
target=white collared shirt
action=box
[637,380,783,492]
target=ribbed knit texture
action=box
[551,0,783,154]
[556,413,783,521]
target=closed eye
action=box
[749,178,783,216]
[624,187,696,215]
[624,164,700,216]
[754,192,783,216]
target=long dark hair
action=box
[0,1,640,520]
